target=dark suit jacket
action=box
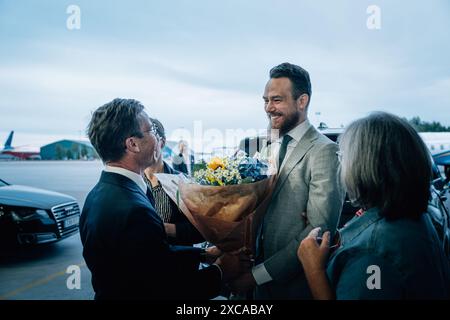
[162,162,204,245]
[79,171,221,300]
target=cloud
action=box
[1,0,449,152]
[0,55,269,137]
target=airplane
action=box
[418,132,450,155]
[316,125,450,155]
[0,131,41,160]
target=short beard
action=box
[279,111,301,136]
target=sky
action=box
[1,0,449,152]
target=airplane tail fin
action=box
[4,131,14,150]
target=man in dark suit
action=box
[80,98,243,300]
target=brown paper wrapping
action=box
[155,173,276,254]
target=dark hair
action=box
[339,112,432,220]
[269,62,312,101]
[150,118,166,140]
[87,98,145,162]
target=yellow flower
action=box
[208,157,225,170]
[206,173,216,184]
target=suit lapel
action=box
[272,126,319,199]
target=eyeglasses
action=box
[142,125,159,138]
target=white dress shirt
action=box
[104,165,147,194]
[252,119,311,286]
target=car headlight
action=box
[11,208,49,222]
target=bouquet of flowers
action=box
[194,152,269,186]
[156,151,276,253]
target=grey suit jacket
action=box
[255,124,345,299]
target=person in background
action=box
[173,140,195,175]
[143,118,204,245]
[237,136,268,158]
[298,112,450,299]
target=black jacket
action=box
[79,171,221,300]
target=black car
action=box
[0,178,80,246]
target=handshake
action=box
[202,246,257,295]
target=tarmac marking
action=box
[0,261,86,300]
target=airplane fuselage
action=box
[0,150,41,160]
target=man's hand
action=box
[215,249,253,282]
[164,223,176,237]
[228,272,256,295]
[201,246,222,264]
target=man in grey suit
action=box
[231,63,345,299]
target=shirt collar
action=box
[339,207,382,245]
[104,165,147,194]
[279,119,311,144]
